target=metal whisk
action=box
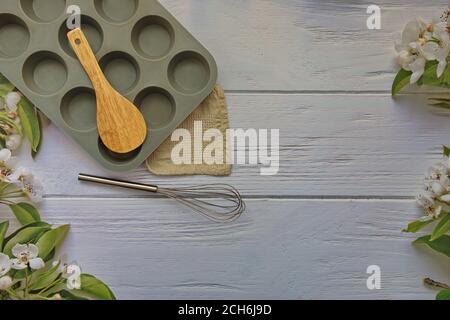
[78,174,245,223]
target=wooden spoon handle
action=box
[67,28,105,90]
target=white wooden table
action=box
[1,0,450,299]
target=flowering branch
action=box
[0,94,114,300]
[392,8,450,96]
[403,146,450,300]
[393,6,450,300]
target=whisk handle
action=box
[78,174,158,193]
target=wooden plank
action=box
[0,198,446,299]
[19,93,450,197]
[158,0,448,91]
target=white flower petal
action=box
[438,61,447,78]
[27,244,39,259]
[402,19,423,45]
[11,259,27,270]
[5,92,21,112]
[29,257,44,270]
[416,192,434,208]
[420,215,434,222]
[8,167,31,184]
[0,276,13,290]
[440,194,450,202]
[11,243,28,259]
[422,42,438,60]
[408,57,426,84]
[67,275,81,290]
[433,206,443,218]
[6,134,21,151]
[66,265,81,277]
[0,149,11,162]
[0,253,11,277]
[397,50,414,69]
[410,70,424,84]
[431,181,446,196]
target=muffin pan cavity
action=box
[98,137,142,165]
[0,14,30,59]
[99,51,139,94]
[169,51,211,94]
[0,0,217,171]
[94,0,138,23]
[61,87,97,132]
[20,0,67,23]
[132,16,174,59]
[135,87,176,130]
[59,15,103,58]
[23,51,67,95]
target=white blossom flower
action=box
[395,17,450,83]
[4,92,21,113]
[0,253,11,277]
[11,244,44,270]
[395,19,429,83]
[416,192,443,219]
[8,166,31,182]
[396,18,427,53]
[52,257,82,290]
[0,276,12,290]
[425,172,450,196]
[425,163,445,181]
[22,176,44,203]
[50,294,63,300]
[64,264,82,290]
[9,167,44,202]
[6,134,22,151]
[421,28,450,78]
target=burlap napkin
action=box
[146,84,231,176]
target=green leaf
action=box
[392,68,412,95]
[43,248,56,262]
[77,274,116,300]
[9,203,41,226]
[0,73,14,96]
[41,282,67,297]
[431,213,450,241]
[60,290,89,300]
[414,235,450,257]
[3,226,50,257]
[29,262,61,291]
[444,146,450,157]
[31,112,43,158]
[4,221,50,243]
[0,221,8,250]
[18,97,41,154]
[436,290,450,300]
[35,225,69,260]
[420,61,450,89]
[403,219,434,233]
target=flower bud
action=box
[0,276,12,290]
[51,294,63,300]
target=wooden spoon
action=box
[67,28,147,154]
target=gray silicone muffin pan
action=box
[0,0,218,171]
